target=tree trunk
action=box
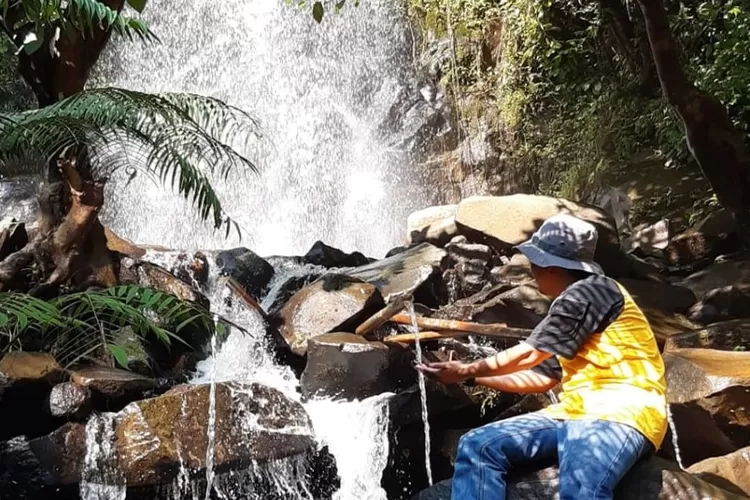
[637,0,750,237]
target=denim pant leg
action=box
[451,412,559,500]
[558,419,650,500]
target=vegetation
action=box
[407,0,750,229]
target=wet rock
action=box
[119,258,210,309]
[48,383,92,420]
[168,251,210,288]
[115,382,317,486]
[275,274,384,355]
[664,349,750,466]
[215,247,275,300]
[349,242,448,306]
[411,457,745,499]
[70,366,154,410]
[454,194,624,276]
[28,423,85,485]
[619,279,696,314]
[261,270,325,316]
[679,259,750,299]
[0,352,63,440]
[665,319,750,352]
[687,286,750,324]
[407,204,459,247]
[0,218,28,259]
[688,446,750,497]
[388,377,473,430]
[301,332,405,400]
[303,240,370,268]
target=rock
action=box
[0,218,27,259]
[665,228,740,267]
[303,240,370,268]
[28,423,85,485]
[168,251,210,288]
[407,204,459,247]
[679,259,750,300]
[443,241,493,299]
[411,457,745,499]
[632,219,671,256]
[687,286,750,324]
[300,333,411,400]
[70,366,155,409]
[388,377,473,429]
[688,446,750,497]
[261,270,325,316]
[637,307,702,348]
[618,279,696,314]
[349,242,448,306]
[215,247,275,300]
[0,352,64,441]
[454,194,624,276]
[48,383,92,420]
[275,274,384,356]
[115,382,318,486]
[665,319,750,352]
[119,258,210,309]
[664,349,750,466]
[491,253,535,285]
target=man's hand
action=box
[416,361,470,384]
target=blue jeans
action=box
[451,412,650,500]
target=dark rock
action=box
[275,274,384,356]
[679,259,750,299]
[385,245,409,258]
[215,247,275,300]
[28,423,85,485]
[48,383,92,420]
[407,204,459,247]
[387,377,473,430]
[303,240,370,268]
[454,194,625,276]
[70,366,155,410]
[301,332,402,400]
[663,349,750,466]
[0,218,28,259]
[688,446,750,497]
[443,241,493,299]
[687,286,750,324]
[665,319,750,352]
[411,457,745,499]
[665,229,740,267]
[619,279,696,314]
[0,436,50,499]
[349,242,448,306]
[119,258,210,309]
[168,251,210,288]
[115,382,318,486]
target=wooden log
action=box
[382,328,529,345]
[355,299,408,336]
[389,313,531,339]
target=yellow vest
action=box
[541,282,668,448]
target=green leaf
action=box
[312,1,324,22]
[108,344,130,368]
[126,0,148,13]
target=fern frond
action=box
[0,88,261,230]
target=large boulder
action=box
[454,194,624,275]
[114,382,319,486]
[688,447,750,497]
[664,319,750,352]
[302,240,369,268]
[349,242,448,306]
[678,259,750,300]
[407,204,460,247]
[300,332,412,400]
[664,349,750,466]
[275,274,384,356]
[215,247,275,300]
[687,286,750,324]
[412,457,745,499]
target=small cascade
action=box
[666,404,685,469]
[405,301,433,486]
[203,327,220,499]
[80,413,126,500]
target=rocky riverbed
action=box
[2,194,750,499]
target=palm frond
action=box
[0,285,213,368]
[0,88,262,230]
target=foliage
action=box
[0,0,155,55]
[0,88,261,233]
[0,285,212,368]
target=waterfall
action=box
[92,0,444,258]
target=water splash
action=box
[203,326,220,499]
[405,301,433,486]
[80,413,126,500]
[666,404,685,469]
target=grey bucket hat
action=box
[516,214,604,275]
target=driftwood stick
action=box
[355,299,408,336]
[389,313,530,339]
[382,327,529,345]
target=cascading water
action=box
[405,301,433,486]
[80,413,127,500]
[92,0,445,258]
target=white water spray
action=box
[80,413,126,500]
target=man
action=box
[417,214,667,500]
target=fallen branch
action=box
[389,313,531,340]
[382,328,528,345]
[355,299,408,336]
[225,276,268,319]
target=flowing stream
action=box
[405,301,433,486]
